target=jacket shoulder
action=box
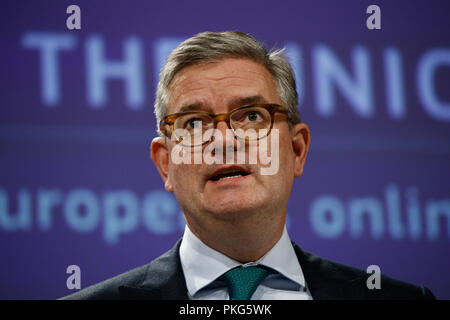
[292,243,436,300]
[59,239,184,300]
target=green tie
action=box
[220,265,274,300]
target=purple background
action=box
[0,0,449,299]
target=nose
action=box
[209,119,245,162]
[214,120,236,148]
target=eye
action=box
[185,118,203,130]
[245,110,263,122]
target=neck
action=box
[185,209,286,263]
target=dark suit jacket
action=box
[61,239,435,300]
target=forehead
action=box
[167,58,280,113]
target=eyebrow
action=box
[178,103,209,113]
[177,95,268,114]
[231,95,267,107]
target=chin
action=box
[203,196,264,219]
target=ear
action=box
[291,122,311,177]
[150,137,174,192]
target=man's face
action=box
[152,58,309,228]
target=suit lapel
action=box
[292,242,351,300]
[118,239,189,300]
[117,238,358,300]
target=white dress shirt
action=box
[179,224,313,300]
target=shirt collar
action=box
[179,224,306,297]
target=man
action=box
[62,31,435,300]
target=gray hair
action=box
[154,31,301,134]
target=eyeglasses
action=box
[159,103,292,147]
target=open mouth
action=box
[208,167,251,182]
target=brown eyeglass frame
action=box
[159,103,293,140]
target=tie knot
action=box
[220,265,274,300]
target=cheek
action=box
[260,129,295,170]
[273,131,296,180]
[169,162,202,193]
[168,161,184,192]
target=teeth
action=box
[220,174,242,180]
[209,169,249,181]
